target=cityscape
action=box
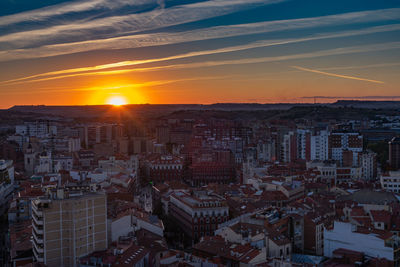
[1,0,400,267]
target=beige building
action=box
[32,188,107,267]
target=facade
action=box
[141,154,183,183]
[16,122,57,138]
[389,137,400,170]
[304,212,333,256]
[169,191,229,241]
[32,189,107,267]
[296,129,311,161]
[380,171,400,193]
[358,150,377,180]
[311,130,329,161]
[281,131,297,163]
[0,159,15,213]
[329,132,363,166]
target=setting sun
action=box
[107,96,127,106]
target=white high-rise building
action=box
[311,130,329,161]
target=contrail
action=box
[291,66,384,84]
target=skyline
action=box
[0,0,399,108]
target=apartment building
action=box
[329,132,363,166]
[169,190,229,241]
[389,137,400,170]
[32,188,107,267]
[0,159,14,214]
[380,171,400,193]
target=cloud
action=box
[0,0,285,50]
[2,24,400,84]
[2,41,399,86]
[0,0,156,27]
[1,8,400,61]
[291,66,384,84]
[0,75,235,95]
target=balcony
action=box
[33,245,44,262]
[32,222,43,235]
[32,240,44,253]
[32,213,43,225]
[31,203,43,217]
[32,230,44,244]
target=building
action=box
[16,122,57,138]
[389,137,400,170]
[84,124,120,148]
[304,212,333,256]
[192,235,265,266]
[32,188,107,267]
[169,190,229,241]
[324,221,400,266]
[281,131,297,163]
[189,149,236,186]
[296,129,311,161]
[311,130,329,161]
[0,159,14,214]
[381,171,400,193]
[358,150,377,180]
[329,132,363,166]
[141,154,184,183]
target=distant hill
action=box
[331,100,400,109]
[7,101,400,119]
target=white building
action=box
[109,213,134,242]
[35,152,52,174]
[306,161,337,181]
[68,137,81,152]
[257,140,275,162]
[281,132,295,163]
[311,130,329,161]
[52,154,73,172]
[380,171,400,193]
[132,210,164,237]
[324,221,400,263]
[16,122,57,138]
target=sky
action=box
[0,0,399,108]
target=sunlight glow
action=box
[107,96,127,106]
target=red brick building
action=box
[141,154,184,183]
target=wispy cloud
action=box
[2,41,399,86]
[291,65,384,84]
[0,0,157,27]
[1,24,399,84]
[0,75,235,95]
[0,0,284,50]
[1,8,400,61]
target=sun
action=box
[107,96,127,106]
